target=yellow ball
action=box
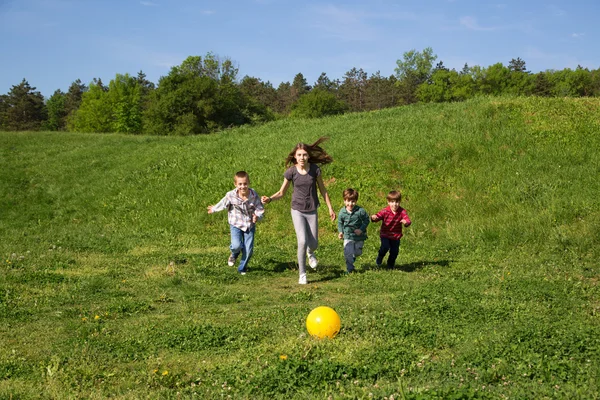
[306,306,341,339]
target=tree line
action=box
[1,49,599,135]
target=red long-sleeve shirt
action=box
[372,206,411,240]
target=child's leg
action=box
[376,237,390,265]
[305,211,319,256]
[343,239,356,272]
[237,226,255,273]
[291,210,317,276]
[229,225,243,258]
[387,239,401,269]
[354,241,364,258]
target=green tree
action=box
[136,70,156,112]
[68,82,112,133]
[508,57,528,73]
[291,73,311,102]
[364,71,398,110]
[313,72,339,92]
[274,81,294,114]
[290,89,347,119]
[0,94,8,130]
[143,54,257,135]
[108,73,143,133]
[2,79,47,131]
[238,76,277,121]
[64,79,87,121]
[532,72,553,97]
[339,67,368,112]
[506,58,534,95]
[472,63,511,95]
[44,89,67,131]
[417,68,460,103]
[395,47,437,104]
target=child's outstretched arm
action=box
[400,209,411,226]
[261,179,290,204]
[207,195,229,214]
[316,175,336,221]
[371,210,383,222]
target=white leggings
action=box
[291,209,318,275]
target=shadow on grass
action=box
[396,259,451,272]
[359,259,452,273]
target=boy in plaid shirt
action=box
[207,171,264,275]
[370,190,411,269]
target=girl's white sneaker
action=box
[298,274,307,284]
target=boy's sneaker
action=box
[307,252,318,269]
[298,273,307,285]
[240,271,247,275]
[227,253,236,266]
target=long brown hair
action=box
[285,137,333,167]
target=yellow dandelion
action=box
[153,369,158,374]
[162,370,169,376]
[81,317,87,322]
[94,315,100,320]
[279,354,288,360]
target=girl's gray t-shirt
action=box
[284,164,321,212]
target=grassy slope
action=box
[1,96,599,399]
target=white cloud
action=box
[140,1,158,6]
[570,33,585,39]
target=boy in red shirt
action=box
[370,190,411,269]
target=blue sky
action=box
[1,0,598,98]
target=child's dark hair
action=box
[386,190,402,202]
[285,137,333,167]
[235,171,249,181]
[343,188,359,201]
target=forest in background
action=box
[1,47,599,135]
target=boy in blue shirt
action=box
[337,188,370,273]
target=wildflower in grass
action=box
[279,354,288,360]
[162,370,169,376]
[153,369,158,374]
[94,315,100,320]
[81,317,87,322]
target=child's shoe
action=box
[307,252,318,269]
[298,273,307,285]
[228,253,236,266]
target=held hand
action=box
[401,219,408,225]
[338,232,344,240]
[252,214,258,223]
[261,195,271,204]
[370,215,377,221]
[354,229,362,235]
[329,209,337,221]
[207,205,214,214]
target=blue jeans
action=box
[343,239,364,272]
[376,237,400,268]
[230,225,255,273]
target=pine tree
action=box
[3,79,47,131]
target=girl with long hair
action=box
[262,137,336,284]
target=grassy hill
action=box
[1,96,599,398]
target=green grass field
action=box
[1,96,599,399]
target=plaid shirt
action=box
[212,188,264,232]
[372,206,411,240]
